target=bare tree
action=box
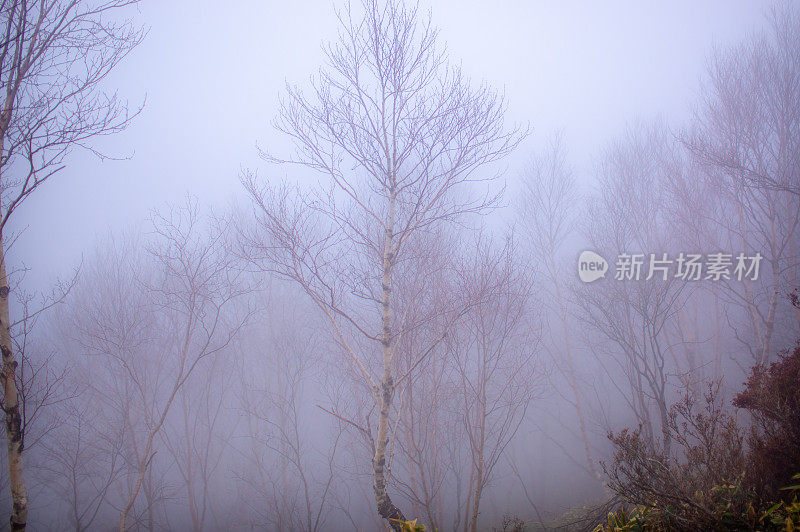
[115,204,246,532]
[517,135,604,486]
[67,202,246,531]
[390,229,462,532]
[393,343,453,531]
[62,231,162,531]
[235,293,341,532]
[684,5,800,198]
[161,350,232,532]
[238,0,523,528]
[683,4,800,364]
[40,398,125,531]
[451,237,541,532]
[0,1,143,527]
[578,124,692,456]
[10,282,74,452]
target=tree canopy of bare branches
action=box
[238,0,524,528]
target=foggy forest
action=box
[0,1,798,531]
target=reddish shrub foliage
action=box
[733,340,800,501]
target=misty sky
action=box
[12,0,771,291]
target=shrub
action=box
[599,339,800,530]
[733,340,800,501]
[602,382,748,529]
[596,475,800,531]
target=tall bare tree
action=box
[41,398,125,531]
[0,2,143,528]
[68,202,246,531]
[578,124,691,455]
[235,296,341,532]
[683,4,800,363]
[161,351,231,532]
[238,0,523,527]
[390,228,462,531]
[517,135,604,486]
[451,237,541,532]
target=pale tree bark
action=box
[0,221,76,532]
[237,1,524,528]
[0,250,24,530]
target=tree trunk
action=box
[467,448,484,532]
[373,191,406,531]
[0,239,27,531]
[467,364,487,532]
[553,275,602,485]
[760,258,780,365]
[119,429,156,532]
[182,398,201,532]
[374,376,405,530]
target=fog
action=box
[1,1,798,531]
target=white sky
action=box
[11,0,772,290]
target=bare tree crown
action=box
[0,0,145,231]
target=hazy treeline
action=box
[0,1,798,531]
